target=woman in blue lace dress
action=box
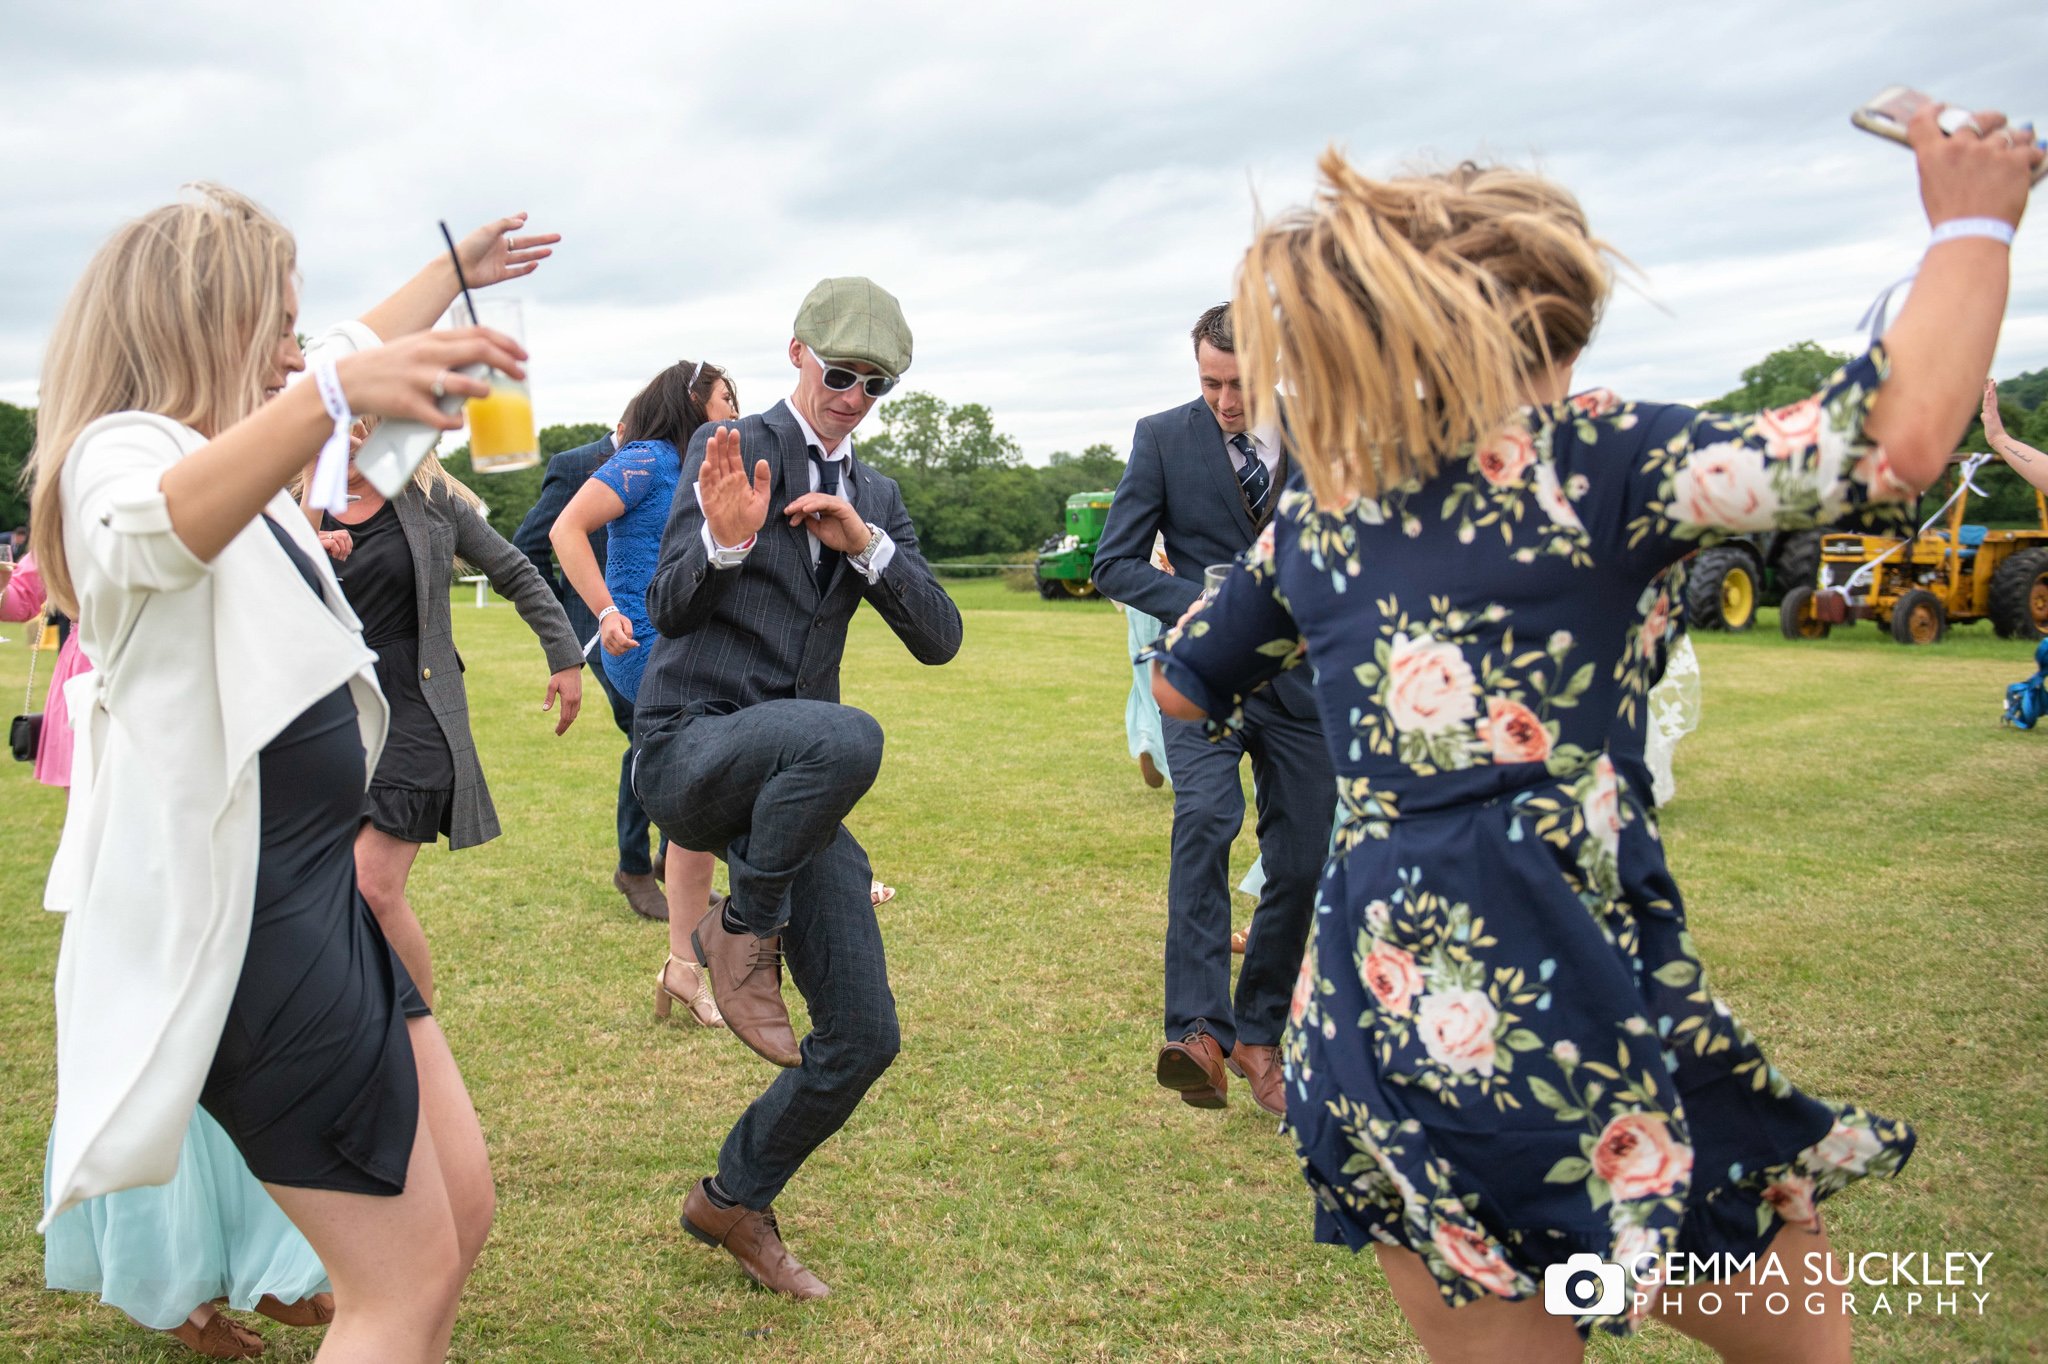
[1150,105,2036,1361]
[552,360,736,1026]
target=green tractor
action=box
[1033,490,1117,599]
[1682,530,1822,632]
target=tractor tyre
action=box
[1060,579,1100,600]
[1771,531,1823,603]
[1686,546,1759,632]
[1778,585,1830,640]
[1889,589,1948,645]
[1988,547,2048,640]
[1034,570,1063,600]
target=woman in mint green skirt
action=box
[45,1107,333,1357]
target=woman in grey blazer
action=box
[315,433,583,1005]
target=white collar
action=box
[783,398,853,462]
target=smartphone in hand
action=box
[1854,85,2047,184]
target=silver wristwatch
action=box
[851,522,886,573]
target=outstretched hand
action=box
[1910,103,2042,229]
[452,212,560,291]
[699,425,772,548]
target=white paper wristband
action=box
[1929,217,2017,247]
[306,360,354,516]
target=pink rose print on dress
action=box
[1590,1112,1694,1200]
[1360,940,1424,1016]
[1532,461,1585,531]
[1638,591,1671,661]
[1756,396,1822,460]
[1479,695,1551,764]
[1810,1121,1883,1174]
[1385,633,1479,735]
[1580,754,1624,857]
[1416,988,1499,1076]
[1762,1172,1819,1230]
[1475,426,1536,487]
[1431,1221,1523,1298]
[1667,442,1782,532]
[1570,389,1621,419]
[1289,954,1316,1027]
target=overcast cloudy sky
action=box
[3,2,2044,461]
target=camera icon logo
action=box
[1543,1252,1626,1317]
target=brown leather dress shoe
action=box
[614,869,669,921]
[682,1180,831,1300]
[1156,1031,1229,1109]
[690,899,801,1068]
[1226,1042,1287,1117]
[254,1291,333,1327]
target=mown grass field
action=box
[0,579,2042,1362]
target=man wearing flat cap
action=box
[635,277,962,1299]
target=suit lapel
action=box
[392,488,434,629]
[1194,402,1256,543]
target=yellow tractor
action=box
[1781,459,2048,645]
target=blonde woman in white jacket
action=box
[29,184,542,1364]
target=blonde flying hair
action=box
[28,184,298,616]
[1232,151,1617,506]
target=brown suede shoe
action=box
[1226,1042,1286,1117]
[167,1307,265,1358]
[614,869,669,922]
[681,1180,831,1300]
[690,899,801,1068]
[1156,1031,1229,1109]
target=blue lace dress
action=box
[590,439,682,703]
[1150,349,1916,1337]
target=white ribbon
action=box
[306,359,354,516]
[1838,451,1994,594]
[1857,219,2018,346]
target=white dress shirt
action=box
[697,399,897,580]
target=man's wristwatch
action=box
[850,522,886,573]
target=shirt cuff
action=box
[849,529,896,583]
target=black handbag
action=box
[11,613,45,763]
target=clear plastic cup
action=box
[462,298,539,474]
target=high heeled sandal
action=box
[654,953,725,1028]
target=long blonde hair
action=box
[1233,152,1616,506]
[28,183,296,616]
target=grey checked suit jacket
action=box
[1091,395,1315,719]
[389,483,583,847]
[637,400,962,716]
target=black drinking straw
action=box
[437,220,481,327]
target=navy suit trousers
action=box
[1161,692,1334,1053]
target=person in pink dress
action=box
[1,552,89,787]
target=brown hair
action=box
[620,360,735,448]
[1233,152,1615,505]
[1190,302,1234,355]
[28,183,296,615]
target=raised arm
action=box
[358,213,558,342]
[646,424,766,638]
[1861,103,2041,486]
[1982,381,2048,495]
[1092,419,1201,622]
[550,477,633,654]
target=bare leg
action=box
[1374,1244,1586,1364]
[261,1018,493,1363]
[1653,1219,1851,1364]
[665,845,717,971]
[356,826,430,1005]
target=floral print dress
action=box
[1149,348,1916,1337]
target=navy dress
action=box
[1151,349,1915,1337]
[198,517,428,1196]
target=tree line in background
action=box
[3,342,2046,548]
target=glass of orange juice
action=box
[462,298,540,474]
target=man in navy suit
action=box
[1092,303,1334,1118]
[512,425,669,920]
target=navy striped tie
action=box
[1232,434,1271,519]
[809,449,842,592]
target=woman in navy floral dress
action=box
[1151,106,2037,1360]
